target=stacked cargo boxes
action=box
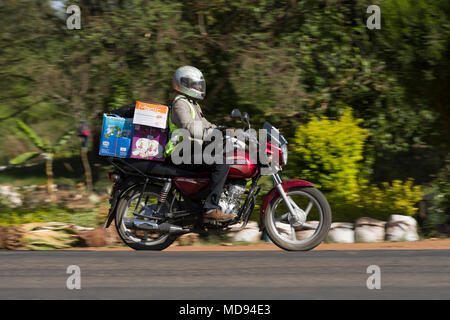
[99,101,169,161]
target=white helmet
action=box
[173,66,206,100]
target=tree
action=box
[9,121,74,199]
[0,0,448,192]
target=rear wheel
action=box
[114,185,177,251]
[264,187,331,251]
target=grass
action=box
[197,233,232,245]
[0,204,102,228]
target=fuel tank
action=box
[226,152,258,179]
[173,177,210,196]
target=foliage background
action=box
[0,0,449,231]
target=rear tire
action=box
[114,185,177,251]
[264,187,331,251]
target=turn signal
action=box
[108,172,121,183]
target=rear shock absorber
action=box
[159,180,172,203]
[155,180,172,215]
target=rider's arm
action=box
[172,99,213,139]
[194,104,216,130]
[201,117,216,130]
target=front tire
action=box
[264,187,331,251]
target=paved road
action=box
[0,250,449,299]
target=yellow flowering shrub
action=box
[292,107,368,201]
[291,108,423,221]
[362,179,423,216]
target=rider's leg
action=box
[202,162,235,221]
[203,162,230,211]
[169,149,233,221]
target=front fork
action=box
[273,174,294,212]
[272,173,306,225]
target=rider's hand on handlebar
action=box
[216,125,228,132]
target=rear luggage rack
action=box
[107,157,170,182]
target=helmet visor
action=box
[192,80,205,93]
[180,77,206,94]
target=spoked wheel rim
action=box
[118,191,170,246]
[268,190,324,245]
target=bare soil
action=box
[64,238,450,251]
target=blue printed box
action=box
[99,114,134,158]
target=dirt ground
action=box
[65,238,450,251]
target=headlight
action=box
[281,144,288,165]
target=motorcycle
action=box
[103,109,331,251]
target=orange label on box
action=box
[133,101,168,129]
[135,101,168,114]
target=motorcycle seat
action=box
[120,159,211,178]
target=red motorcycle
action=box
[104,109,331,251]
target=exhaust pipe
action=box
[125,219,191,235]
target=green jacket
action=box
[164,95,216,157]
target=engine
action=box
[218,182,247,215]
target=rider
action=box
[167,66,233,222]
[110,66,233,222]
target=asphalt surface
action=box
[0,250,449,299]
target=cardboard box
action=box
[99,114,134,158]
[131,124,167,162]
[133,101,169,129]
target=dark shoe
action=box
[204,209,235,222]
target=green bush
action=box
[330,179,423,222]
[290,108,423,222]
[291,107,369,201]
[422,164,450,236]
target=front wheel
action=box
[264,187,331,251]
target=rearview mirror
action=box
[243,112,250,125]
[230,108,242,120]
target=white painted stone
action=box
[0,185,22,207]
[386,215,419,242]
[275,222,293,237]
[295,229,316,240]
[294,221,319,240]
[228,221,262,242]
[233,228,262,242]
[354,217,386,242]
[327,222,355,243]
[295,221,320,231]
[228,221,259,233]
